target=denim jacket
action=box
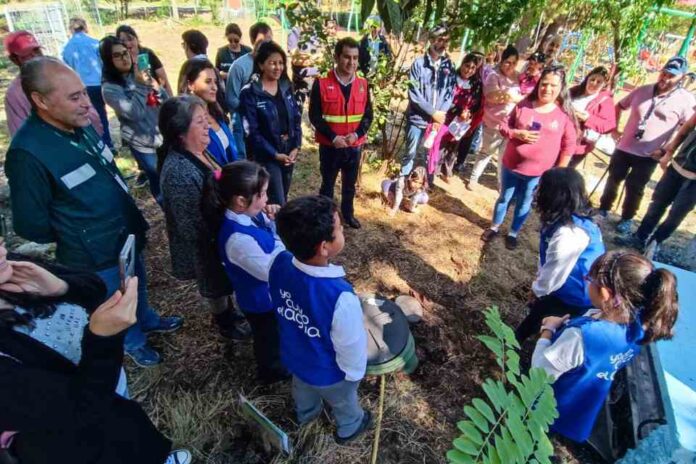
[406,53,456,129]
[239,77,302,163]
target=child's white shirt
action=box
[224,209,285,282]
[532,224,590,298]
[291,258,368,382]
[531,309,600,380]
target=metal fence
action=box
[3,1,104,59]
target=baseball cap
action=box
[3,31,41,58]
[663,56,688,76]
[429,24,448,39]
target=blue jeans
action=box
[130,147,162,204]
[96,254,161,352]
[492,167,541,234]
[232,112,247,159]
[400,123,426,177]
[86,85,113,149]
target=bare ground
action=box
[0,19,694,464]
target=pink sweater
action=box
[500,99,577,177]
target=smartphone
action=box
[530,121,542,131]
[136,52,151,72]
[119,234,136,293]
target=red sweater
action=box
[573,90,617,155]
[500,100,577,177]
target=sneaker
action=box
[134,172,149,188]
[213,310,251,340]
[481,228,498,242]
[616,219,633,235]
[165,449,192,464]
[126,345,162,367]
[335,410,373,444]
[644,239,660,260]
[505,235,518,250]
[143,316,184,335]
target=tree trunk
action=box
[535,18,562,52]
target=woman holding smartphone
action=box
[116,24,173,96]
[239,41,301,205]
[481,66,578,250]
[100,35,168,204]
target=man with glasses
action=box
[391,24,456,215]
[599,56,696,235]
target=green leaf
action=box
[482,379,508,413]
[472,398,496,425]
[464,405,490,433]
[446,449,475,464]
[494,434,509,463]
[487,442,501,464]
[478,335,504,358]
[506,349,520,376]
[457,421,484,446]
[453,437,481,456]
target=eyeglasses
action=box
[112,50,130,60]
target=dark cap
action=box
[663,56,688,76]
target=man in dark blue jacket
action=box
[392,24,455,214]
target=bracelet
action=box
[540,325,556,336]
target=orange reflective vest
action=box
[315,70,368,147]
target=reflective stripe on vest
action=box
[322,114,364,123]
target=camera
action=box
[634,122,647,140]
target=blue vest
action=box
[218,213,275,313]
[550,316,643,442]
[539,215,605,308]
[207,119,239,166]
[269,251,353,386]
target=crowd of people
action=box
[0,16,690,463]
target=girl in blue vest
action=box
[178,58,239,166]
[201,160,288,384]
[533,249,678,442]
[516,167,605,342]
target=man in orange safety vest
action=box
[309,37,373,229]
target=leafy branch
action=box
[447,307,558,464]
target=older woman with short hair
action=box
[158,95,249,340]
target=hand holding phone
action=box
[119,235,136,294]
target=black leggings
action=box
[244,311,282,379]
[515,295,587,343]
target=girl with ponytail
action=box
[532,249,679,443]
[201,160,289,384]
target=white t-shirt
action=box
[215,126,230,151]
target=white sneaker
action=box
[165,449,192,464]
[644,240,660,260]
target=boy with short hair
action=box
[270,195,371,443]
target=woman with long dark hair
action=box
[115,24,173,96]
[157,95,249,340]
[0,241,191,463]
[239,41,302,205]
[481,66,578,250]
[515,167,605,342]
[178,58,239,166]
[100,35,167,204]
[435,52,484,181]
[568,66,616,168]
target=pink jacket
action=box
[4,75,103,138]
[574,90,616,155]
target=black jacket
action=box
[0,256,171,463]
[358,33,391,75]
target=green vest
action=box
[6,113,148,271]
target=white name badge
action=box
[61,163,96,189]
[101,145,114,163]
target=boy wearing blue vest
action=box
[270,195,372,443]
[515,168,605,343]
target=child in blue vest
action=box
[270,195,372,443]
[516,167,606,342]
[533,249,678,442]
[201,160,288,384]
